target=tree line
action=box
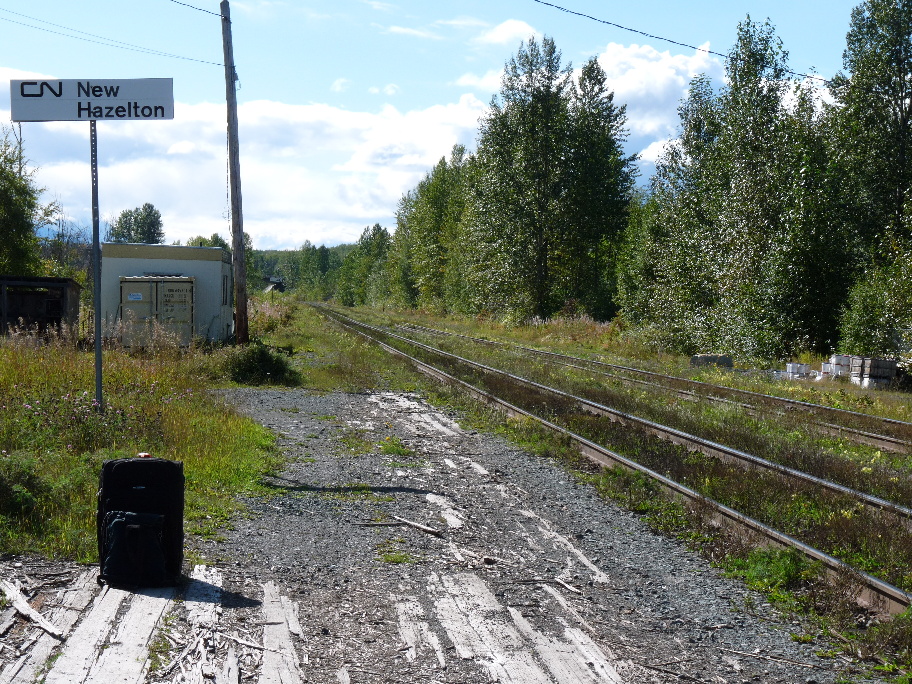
[2,0,911,362]
[321,0,912,361]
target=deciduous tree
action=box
[0,126,56,275]
[107,203,165,244]
[830,0,912,252]
[620,19,850,358]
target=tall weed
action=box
[0,332,277,560]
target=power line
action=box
[533,0,728,60]
[0,6,223,66]
[167,0,224,19]
[531,0,830,84]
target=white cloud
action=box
[638,138,672,164]
[22,95,487,249]
[333,96,485,172]
[1,39,731,249]
[474,19,539,46]
[593,42,724,138]
[331,78,350,93]
[455,69,503,92]
[387,25,442,40]
[369,84,400,96]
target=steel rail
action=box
[402,325,910,454]
[593,371,909,454]
[318,306,912,616]
[332,311,912,524]
[398,322,912,450]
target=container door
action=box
[121,280,156,348]
[158,280,194,346]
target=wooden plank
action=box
[279,596,302,638]
[43,584,128,684]
[519,509,612,585]
[426,493,465,529]
[186,564,223,628]
[393,596,446,667]
[509,608,624,683]
[84,585,176,684]
[0,570,97,684]
[429,572,552,683]
[258,582,304,684]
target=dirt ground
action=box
[0,388,880,683]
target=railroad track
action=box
[317,306,912,616]
[396,322,912,454]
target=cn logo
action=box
[20,81,63,98]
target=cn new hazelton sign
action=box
[10,77,173,412]
[10,78,173,122]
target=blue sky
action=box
[1,0,860,249]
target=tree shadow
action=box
[262,474,434,498]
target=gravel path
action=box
[199,387,860,683]
[0,387,878,683]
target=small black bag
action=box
[97,457,184,587]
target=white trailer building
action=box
[100,243,234,344]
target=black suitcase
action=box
[97,456,184,587]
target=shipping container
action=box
[120,277,194,347]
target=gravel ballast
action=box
[198,387,863,683]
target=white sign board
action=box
[10,78,173,122]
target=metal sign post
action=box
[90,120,102,410]
[10,78,174,412]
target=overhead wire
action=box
[0,6,223,66]
[531,0,831,84]
[167,0,224,18]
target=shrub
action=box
[220,342,301,386]
[0,453,46,517]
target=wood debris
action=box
[390,515,443,537]
[0,580,62,638]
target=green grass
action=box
[349,303,912,424]
[377,537,415,564]
[0,294,441,560]
[379,435,413,457]
[256,300,421,392]
[337,429,374,456]
[380,550,413,563]
[146,611,179,673]
[0,329,280,560]
[725,548,817,602]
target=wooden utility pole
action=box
[221,0,248,343]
